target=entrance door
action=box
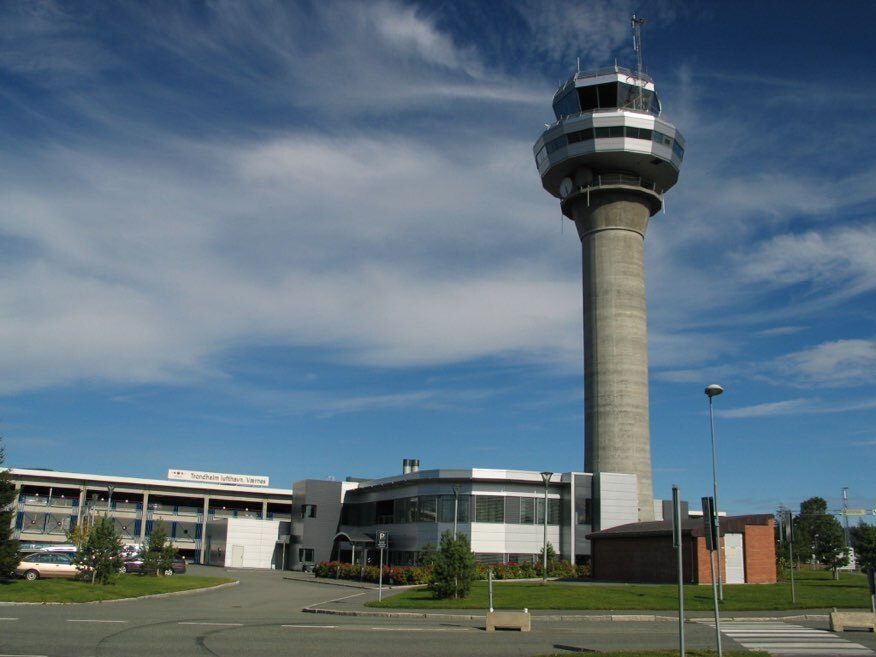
[231,544,245,568]
[724,533,745,584]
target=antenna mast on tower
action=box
[632,14,646,75]
[631,14,646,110]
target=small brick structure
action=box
[485,610,531,632]
[588,514,776,584]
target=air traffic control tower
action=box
[533,35,684,522]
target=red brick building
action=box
[588,514,776,584]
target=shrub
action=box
[314,554,590,586]
[141,522,178,576]
[72,516,123,585]
[313,561,429,585]
[430,531,477,599]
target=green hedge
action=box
[314,559,589,585]
[313,561,431,585]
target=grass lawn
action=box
[368,569,871,611]
[0,574,236,603]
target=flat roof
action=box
[350,468,584,492]
[11,467,293,497]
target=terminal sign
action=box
[168,469,270,487]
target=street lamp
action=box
[540,472,552,583]
[705,383,724,602]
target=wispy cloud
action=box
[773,339,876,388]
[720,395,876,419]
[758,326,806,337]
[734,227,876,301]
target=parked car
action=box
[121,557,186,576]
[16,552,81,580]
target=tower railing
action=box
[543,104,661,132]
[554,65,654,93]
[566,173,664,198]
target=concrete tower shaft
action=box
[570,187,661,522]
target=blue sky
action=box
[1,1,875,520]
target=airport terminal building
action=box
[8,463,641,568]
[7,462,775,583]
[9,468,294,566]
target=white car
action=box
[16,552,81,580]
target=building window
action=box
[474,496,504,523]
[418,496,437,523]
[438,495,469,523]
[537,498,561,525]
[520,497,535,524]
[298,548,314,562]
[577,498,593,525]
[301,504,317,518]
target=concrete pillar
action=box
[569,188,659,522]
[200,496,210,565]
[77,486,87,527]
[140,491,150,543]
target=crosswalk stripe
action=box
[700,620,875,656]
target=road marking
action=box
[708,621,875,656]
[307,591,366,608]
[66,619,128,623]
[178,622,243,627]
[367,627,472,632]
[281,624,473,633]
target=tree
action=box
[73,516,123,584]
[794,496,828,562]
[141,522,177,576]
[538,541,557,564]
[0,438,20,578]
[794,496,848,579]
[417,542,438,568]
[429,531,477,600]
[851,522,876,571]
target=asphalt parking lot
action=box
[1,566,873,657]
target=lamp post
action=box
[452,484,461,537]
[705,384,724,602]
[540,472,552,583]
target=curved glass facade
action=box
[554,81,660,119]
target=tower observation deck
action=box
[533,64,684,524]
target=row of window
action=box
[15,513,203,541]
[536,125,684,169]
[554,82,660,119]
[343,494,561,526]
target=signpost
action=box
[702,496,722,657]
[377,530,388,602]
[781,509,796,605]
[672,486,685,657]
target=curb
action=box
[302,606,831,624]
[0,580,240,606]
[304,607,484,621]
